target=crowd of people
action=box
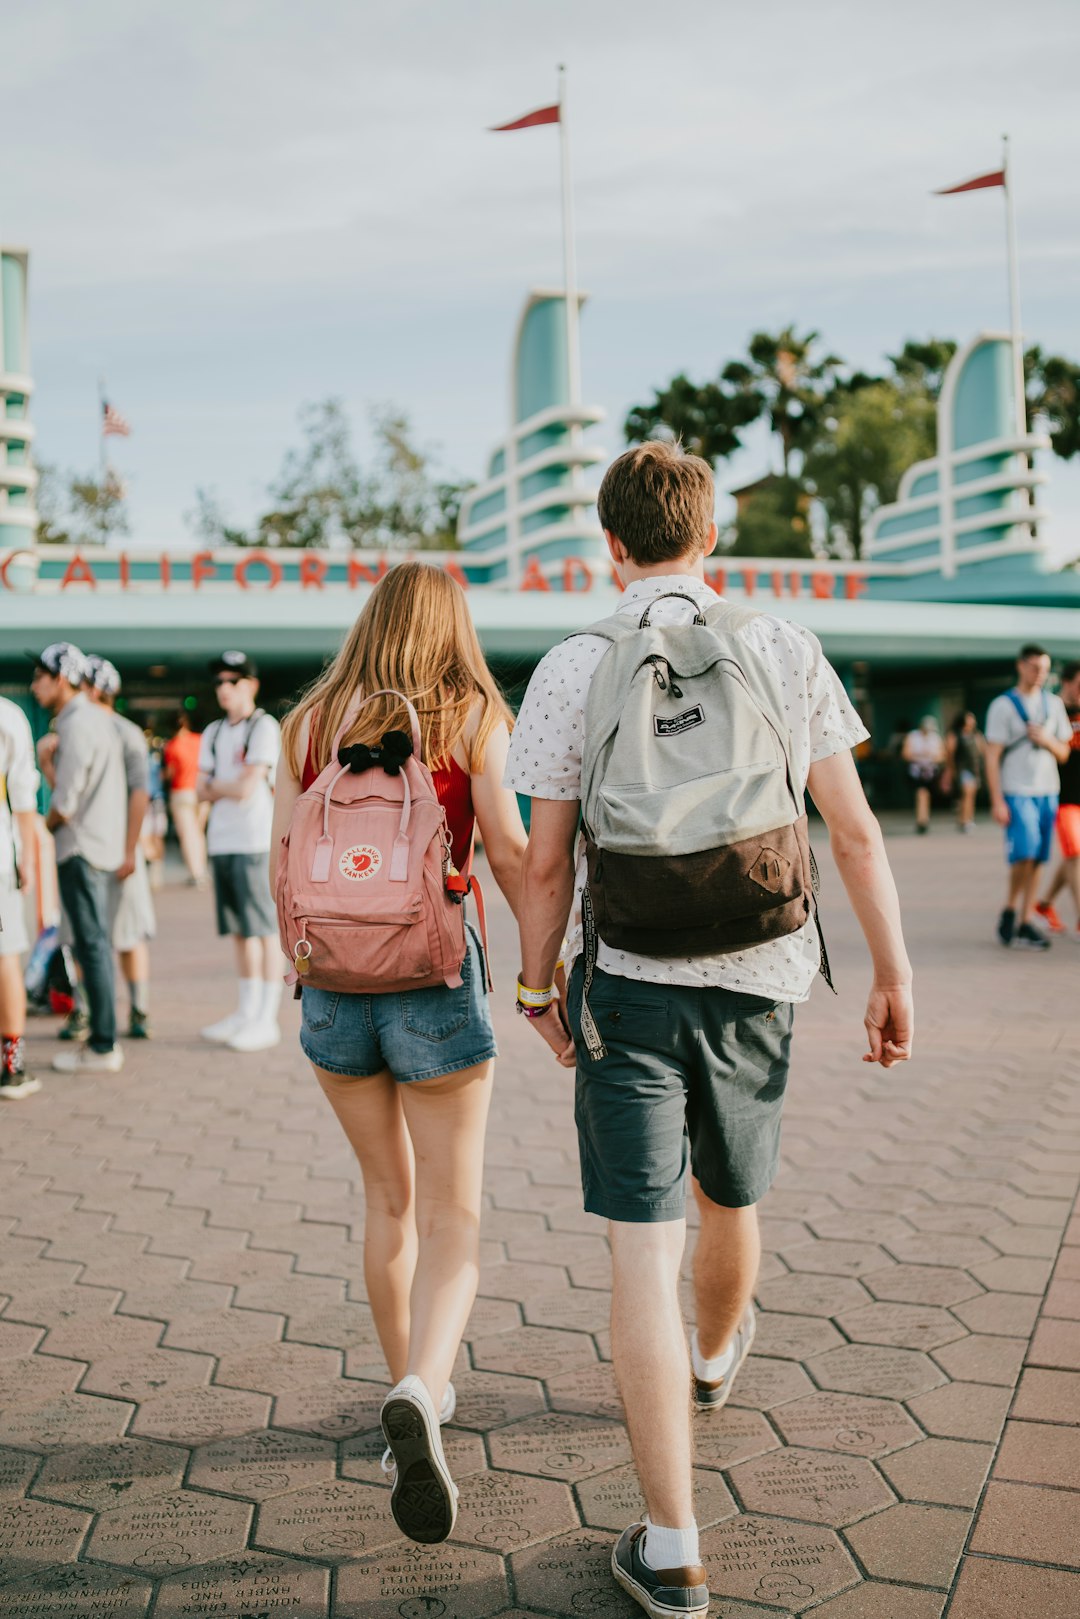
[1,444,1076,1615]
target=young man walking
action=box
[0,695,41,1098]
[984,644,1073,950]
[30,643,127,1075]
[84,657,156,1038]
[1034,661,1080,937]
[197,651,282,1052]
[507,442,913,1618]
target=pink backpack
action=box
[276,691,488,996]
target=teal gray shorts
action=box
[567,962,794,1223]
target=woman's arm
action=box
[267,714,307,889]
[468,720,528,917]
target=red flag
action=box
[935,169,1006,195]
[491,103,560,133]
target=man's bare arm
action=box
[518,798,580,1067]
[806,750,913,1068]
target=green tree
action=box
[721,476,814,559]
[32,462,71,545]
[805,380,936,556]
[624,374,760,464]
[887,338,958,399]
[1027,347,1080,459]
[721,326,843,474]
[67,469,130,545]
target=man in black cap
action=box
[197,652,282,1050]
[30,643,127,1073]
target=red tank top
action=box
[301,728,475,875]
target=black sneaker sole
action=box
[611,1545,708,1618]
[381,1394,457,1544]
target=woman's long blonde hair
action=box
[281,561,514,780]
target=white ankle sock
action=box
[692,1328,736,1383]
[238,978,262,1021]
[642,1517,699,1571]
[261,978,283,1023]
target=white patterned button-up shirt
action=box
[504,574,869,1002]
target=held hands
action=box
[864,982,914,1069]
[530,996,576,1068]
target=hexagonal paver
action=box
[952,1291,1040,1338]
[472,1324,597,1379]
[40,1314,165,1367]
[339,1543,508,1619]
[0,1355,83,1408]
[807,1344,947,1401]
[479,1261,570,1301]
[463,1295,523,1340]
[130,1386,271,1445]
[699,1514,859,1608]
[907,1381,1012,1443]
[693,1406,781,1470]
[0,1320,44,1358]
[725,1354,814,1411]
[0,1445,39,1496]
[153,1552,329,1618]
[162,1308,284,1356]
[118,1282,233,1321]
[87,1487,253,1575]
[0,1497,93,1580]
[79,1348,215,1403]
[511,1528,637,1618]
[189,1427,336,1499]
[233,1274,345,1313]
[878,1436,993,1508]
[214,1341,341,1394]
[844,1502,970,1588]
[863,1265,983,1307]
[447,1368,546,1430]
[284,1301,380,1352]
[752,1312,845,1361]
[772,1392,922,1458]
[488,1412,631,1481]
[1,1284,123,1328]
[580,1461,735,1533]
[782,1240,890,1277]
[452,1468,578,1552]
[755,1273,872,1318]
[523,1288,610,1333]
[729,1446,895,1526]
[33,1437,186,1512]
[271,1377,385,1439]
[545,1362,623,1421]
[835,1302,969,1352]
[254,1478,396,1560]
[340,1424,487,1487]
[0,1564,152,1618]
[807,1586,946,1618]
[887,1233,1000,1269]
[0,1392,133,1453]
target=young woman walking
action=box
[272,563,526,1544]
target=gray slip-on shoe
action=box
[693,1304,756,1410]
[611,1523,708,1618]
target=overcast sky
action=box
[5,0,1079,553]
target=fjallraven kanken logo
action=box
[275,690,488,997]
[571,593,829,1059]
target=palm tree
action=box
[721,327,843,475]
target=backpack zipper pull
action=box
[666,660,684,699]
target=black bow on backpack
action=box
[339,731,414,775]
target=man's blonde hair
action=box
[597,441,715,565]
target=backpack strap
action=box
[703,600,762,635]
[1000,688,1047,757]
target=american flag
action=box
[102,399,132,438]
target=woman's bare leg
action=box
[399,1060,493,1409]
[312,1064,416,1381]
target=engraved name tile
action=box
[511,1528,637,1618]
[544,1363,623,1421]
[806,1344,947,1401]
[87,1488,253,1574]
[188,1427,336,1499]
[271,1378,385,1439]
[699,1513,859,1607]
[0,1497,93,1580]
[33,1437,187,1512]
[771,1391,923,1457]
[0,1564,151,1618]
[0,1392,133,1454]
[337,1544,508,1619]
[579,1462,735,1533]
[692,1407,781,1471]
[451,1469,578,1552]
[254,1479,397,1560]
[728,1446,895,1526]
[153,1552,329,1618]
[445,1368,546,1431]
[487,1413,631,1481]
[130,1385,271,1445]
[340,1424,486,1487]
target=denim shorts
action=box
[1005,794,1057,865]
[299,926,496,1083]
[567,961,794,1223]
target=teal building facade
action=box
[0,248,37,550]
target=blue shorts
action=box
[1005,794,1058,865]
[298,926,496,1082]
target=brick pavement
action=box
[0,818,1078,1617]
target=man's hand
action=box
[991,795,1011,827]
[114,858,136,881]
[864,982,914,1068]
[525,999,576,1069]
[1027,722,1052,749]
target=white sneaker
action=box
[52,1046,124,1075]
[381,1381,456,1482]
[201,1009,247,1044]
[226,1019,282,1053]
[380,1376,458,1541]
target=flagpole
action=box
[1002,135,1025,439]
[97,376,109,546]
[557,65,582,411]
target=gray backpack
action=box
[573,592,830,1059]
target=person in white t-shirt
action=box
[197,652,282,1051]
[901,716,946,835]
[507,442,912,1618]
[0,697,41,1099]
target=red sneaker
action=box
[1035,902,1065,934]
